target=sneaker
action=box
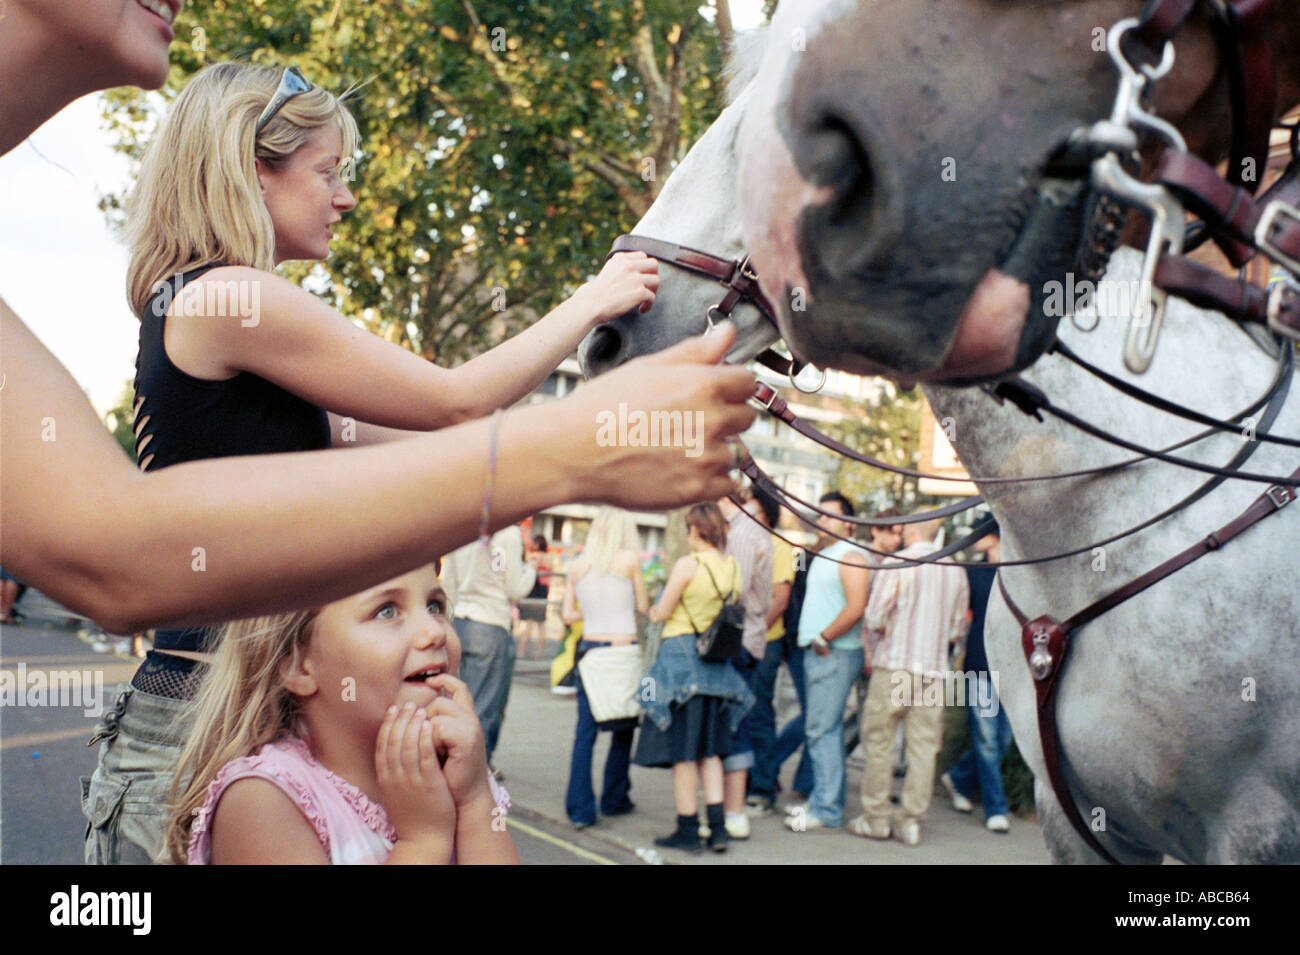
[986,814,1011,833]
[846,815,891,840]
[783,810,835,833]
[941,773,974,814]
[896,819,922,846]
[783,800,809,817]
[725,813,750,840]
[745,794,774,817]
[601,801,636,818]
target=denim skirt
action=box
[632,695,734,768]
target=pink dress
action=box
[187,735,509,865]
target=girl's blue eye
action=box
[375,603,398,620]
[427,599,447,617]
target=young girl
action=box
[167,563,518,864]
[634,503,754,853]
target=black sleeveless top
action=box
[131,265,331,696]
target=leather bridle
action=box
[608,234,819,386]
[1067,0,1300,372]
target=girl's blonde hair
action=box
[124,62,360,317]
[580,507,641,577]
[164,608,318,864]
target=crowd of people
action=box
[552,491,1016,853]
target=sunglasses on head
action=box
[254,66,313,137]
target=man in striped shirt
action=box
[849,517,968,846]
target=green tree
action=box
[102,381,138,463]
[825,383,932,512]
[99,0,739,364]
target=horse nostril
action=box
[786,83,898,282]
[583,325,625,377]
[813,116,875,228]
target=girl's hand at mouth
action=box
[376,702,456,861]
[425,674,492,809]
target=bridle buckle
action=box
[751,381,780,411]
[1266,281,1300,341]
[1265,484,1294,510]
[1257,200,1300,279]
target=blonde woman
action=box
[560,508,649,828]
[79,59,754,866]
[635,503,754,853]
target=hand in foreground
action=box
[376,702,456,856]
[573,251,660,324]
[425,674,492,808]
[570,321,757,509]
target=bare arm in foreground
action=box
[0,301,754,633]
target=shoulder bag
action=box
[683,557,744,663]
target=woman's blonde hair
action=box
[163,608,318,864]
[580,507,641,577]
[124,62,360,317]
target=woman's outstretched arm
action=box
[1,299,754,633]
[175,253,656,435]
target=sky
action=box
[0,2,768,413]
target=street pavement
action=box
[2,610,1048,865]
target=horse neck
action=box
[922,247,1289,607]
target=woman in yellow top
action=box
[635,503,753,853]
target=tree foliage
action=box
[99,0,734,364]
[824,383,936,512]
[102,381,139,462]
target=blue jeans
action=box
[723,650,758,772]
[804,646,865,827]
[565,643,635,825]
[746,639,784,797]
[946,690,1012,820]
[769,644,815,796]
[454,617,515,761]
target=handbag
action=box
[683,557,745,663]
[576,644,643,723]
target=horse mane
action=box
[724,26,769,106]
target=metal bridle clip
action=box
[1089,154,1186,373]
[1088,17,1188,374]
[789,363,827,395]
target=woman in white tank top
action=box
[560,508,648,828]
